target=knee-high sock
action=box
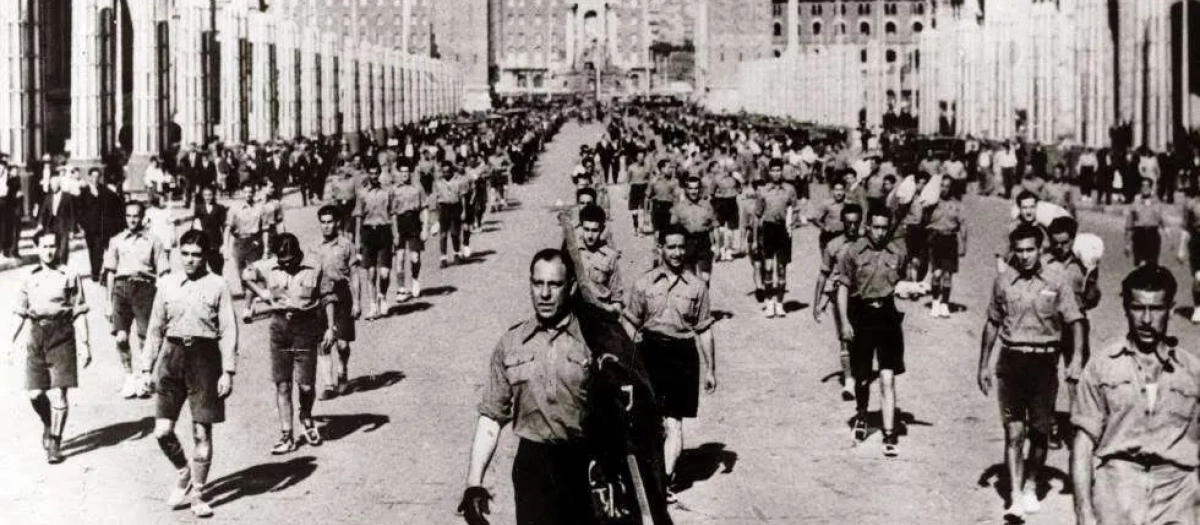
[855,381,870,415]
[297,388,316,422]
[31,394,51,428]
[411,259,421,280]
[116,340,132,372]
[192,457,211,491]
[157,433,189,469]
[49,406,67,439]
[378,274,389,295]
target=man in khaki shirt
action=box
[1072,265,1199,525]
[979,224,1084,522]
[105,201,170,398]
[140,230,238,518]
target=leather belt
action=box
[274,308,320,321]
[167,336,217,347]
[1003,343,1059,354]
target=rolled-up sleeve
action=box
[833,249,856,290]
[1071,364,1107,442]
[477,338,514,424]
[693,283,715,333]
[622,281,646,328]
[986,276,1006,325]
[1057,279,1084,325]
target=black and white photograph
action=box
[3,1,1200,524]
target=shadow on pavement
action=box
[313,413,390,442]
[61,416,155,458]
[342,371,406,396]
[782,301,809,313]
[711,310,735,321]
[844,410,933,438]
[672,443,738,493]
[206,456,318,508]
[455,250,496,266]
[382,301,432,317]
[419,285,458,298]
[977,463,1072,507]
[819,370,843,384]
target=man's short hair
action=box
[1009,223,1045,248]
[915,171,932,182]
[882,174,897,184]
[1015,190,1039,205]
[1121,264,1177,305]
[529,248,576,283]
[1047,216,1078,238]
[273,233,303,260]
[579,204,607,226]
[830,178,846,189]
[178,229,211,253]
[768,158,784,169]
[576,187,597,201]
[683,176,701,188]
[659,223,689,244]
[865,206,892,227]
[841,203,864,222]
[32,229,57,246]
[317,205,339,220]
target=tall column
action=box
[69,0,102,163]
[130,0,161,157]
[0,2,19,162]
[566,7,575,70]
[785,0,797,56]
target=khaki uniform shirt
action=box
[16,265,88,318]
[834,238,907,300]
[391,183,425,216]
[227,202,265,238]
[242,259,337,312]
[670,199,716,234]
[1073,340,1200,468]
[649,176,679,203]
[477,315,592,444]
[986,265,1084,347]
[103,229,169,278]
[814,198,846,234]
[316,236,357,284]
[760,183,797,224]
[926,199,964,233]
[142,270,237,371]
[624,268,715,339]
[353,185,394,226]
[578,245,623,306]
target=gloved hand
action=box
[457,486,491,525]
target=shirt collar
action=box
[651,266,692,286]
[519,313,583,344]
[1009,264,1048,284]
[1110,336,1181,365]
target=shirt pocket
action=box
[1034,289,1059,320]
[504,352,538,386]
[1097,379,1140,413]
[668,289,700,326]
[1163,384,1200,422]
[559,346,592,388]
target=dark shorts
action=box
[905,224,928,261]
[628,183,648,211]
[996,349,1059,435]
[155,338,225,424]
[848,298,905,378]
[790,178,810,201]
[712,197,738,228]
[359,225,394,268]
[512,439,596,525]
[1131,227,1162,264]
[928,230,960,273]
[325,281,356,342]
[395,210,423,250]
[638,332,700,419]
[26,320,77,390]
[650,201,673,234]
[1190,235,1200,273]
[685,232,714,274]
[759,221,792,264]
[269,312,324,385]
[232,236,263,272]
[334,199,356,231]
[111,278,156,337]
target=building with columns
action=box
[0,0,465,184]
[918,0,1199,149]
[489,0,653,97]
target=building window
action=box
[859,21,870,35]
[914,49,921,68]
[885,21,896,34]
[772,2,783,17]
[840,4,846,15]
[886,49,897,63]
[811,4,822,15]
[837,21,846,34]
[812,21,822,35]
[773,21,782,37]
[913,21,924,33]
[861,49,867,63]
[532,74,543,88]
[859,3,871,15]
[915,3,925,15]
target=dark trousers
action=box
[0,198,18,256]
[50,228,71,266]
[1159,172,1178,204]
[439,203,463,255]
[84,232,113,281]
[205,249,225,277]
[512,440,596,525]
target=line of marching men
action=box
[11,109,564,519]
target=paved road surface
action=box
[2,121,1198,525]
